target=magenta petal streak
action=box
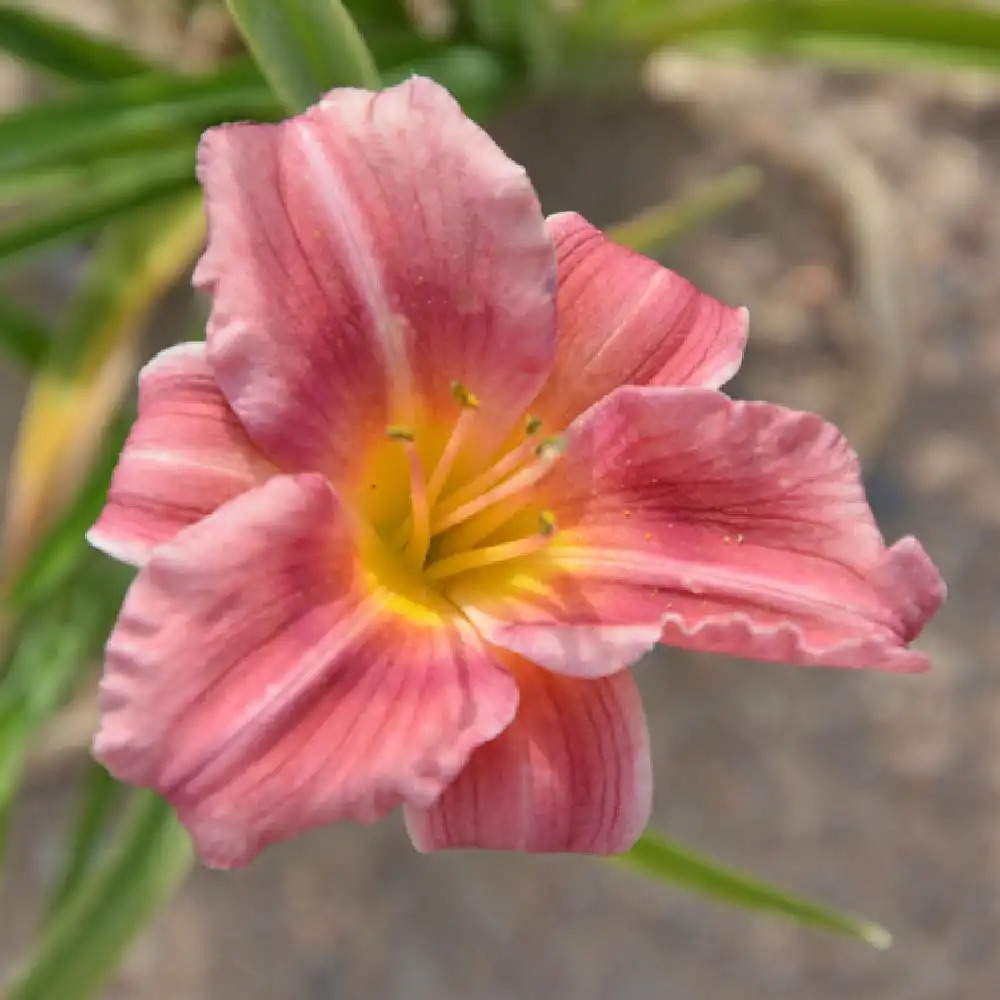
[406,661,651,854]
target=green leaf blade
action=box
[43,761,125,923]
[0,61,276,179]
[223,0,380,112]
[613,0,1000,73]
[0,298,52,369]
[3,792,193,1000]
[0,4,152,81]
[618,830,892,948]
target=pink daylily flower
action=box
[88,78,944,868]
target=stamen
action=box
[426,383,480,503]
[386,426,430,567]
[429,437,564,537]
[424,512,557,582]
[435,419,547,514]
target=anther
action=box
[534,434,566,458]
[524,414,542,436]
[385,425,415,442]
[450,380,481,410]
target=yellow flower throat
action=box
[358,381,562,606]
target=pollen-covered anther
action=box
[385,425,416,442]
[538,509,557,536]
[534,434,566,459]
[524,414,542,436]
[450,380,481,410]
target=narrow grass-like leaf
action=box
[0,297,51,369]
[4,408,131,615]
[0,146,199,208]
[0,149,197,265]
[610,0,1000,72]
[0,3,153,81]
[618,830,892,948]
[0,60,276,178]
[0,557,129,875]
[3,792,193,1000]
[607,164,762,253]
[0,705,30,870]
[43,760,124,923]
[224,0,379,111]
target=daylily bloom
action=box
[89,78,944,868]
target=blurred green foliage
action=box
[0,0,997,996]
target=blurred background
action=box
[0,1,996,998]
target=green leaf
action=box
[0,60,276,178]
[3,792,193,1000]
[0,3,153,81]
[3,408,131,616]
[50,192,206,375]
[610,0,1000,72]
[43,760,125,923]
[0,297,52,369]
[223,0,380,112]
[0,146,196,208]
[618,830,892,948]
[0,150,197,265]
[0,705,31,870]
[0,556,130,873]
[606,164,762,253]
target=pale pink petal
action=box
[195,76,557,483]
[94,473,517,868]
[455,387,943,675]
[529,212,748,430]
[405,658,650,854]
[87,343,272,567]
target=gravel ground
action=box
[2,34,999,1000]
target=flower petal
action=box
[195,76,557,481]
[457,386,943,675]
[87,342,272,567]
[405,657,650,854]
[94,473,518,868]
[530,213,748,430]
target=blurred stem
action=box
[607,164,761,253]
